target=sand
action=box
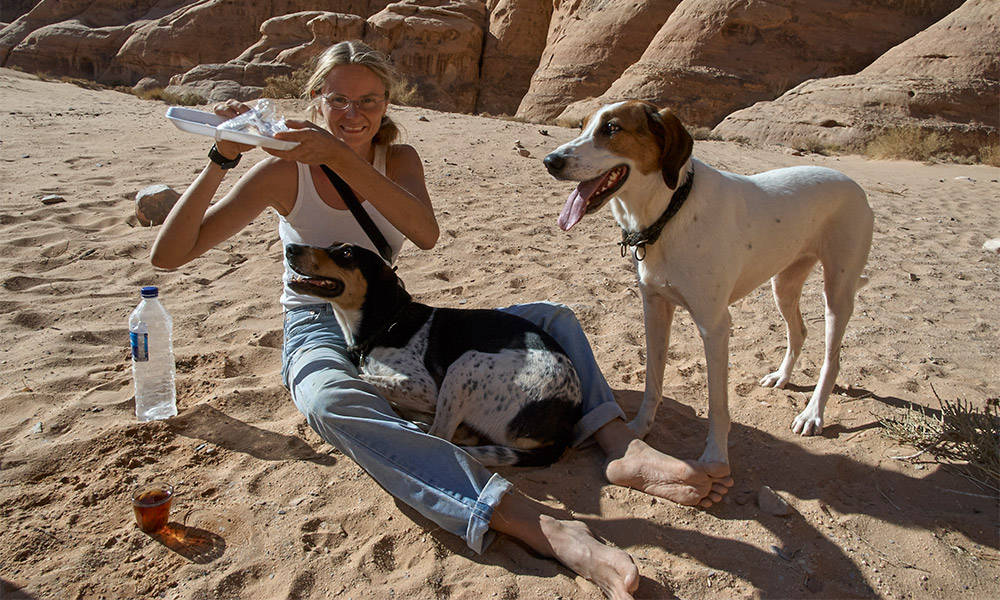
[0,67,997,599]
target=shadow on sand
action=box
[166,404,335,466]
[148,522,227,564]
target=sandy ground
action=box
[0,67,998,600]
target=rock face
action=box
[0,0,992,156]
[0,0,166,72]
[476,0,551,115]
[713,0,999,157]
[165,11,367,102]
[514,0,680,123]
[366,0,487,114]
[1,0,37,25]
[554,0,963,128]
[1,1,384,84]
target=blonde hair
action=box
[303,40,400,145]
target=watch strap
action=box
[208,144,241,169]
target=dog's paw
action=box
[791,413,823,436]
[698,446,729,466]
[759,370,790,389]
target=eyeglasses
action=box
[319,93,386,112]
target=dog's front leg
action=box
[696,311,733,466]
[630,290,675,437]
[360,371,437,415]
[426,373,469,442]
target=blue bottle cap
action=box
[140,286,159,298]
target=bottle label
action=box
[130,331,148,362]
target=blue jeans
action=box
[282,301,624,553]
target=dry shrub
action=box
[392,81,421,107]
[979,144,1000,167]
[58,76,105,90]
[879,391,999,492]
[135,87,206,106]
[262,64,313,99]
[864,126,949,162]
[689,126,722,141]
[791,136,842,156]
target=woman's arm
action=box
[150,155,295,269]
[267,123,440,250]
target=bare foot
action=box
[539,515,639,600]
[491,493,639,599]
[605,439,733,507]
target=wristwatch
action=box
[208,144,242,169]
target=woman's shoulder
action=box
[242,156,299,214]
[385,143,421,172]
[251,155,299,178]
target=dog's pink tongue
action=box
[558,176,603,231]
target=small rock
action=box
[538,129,549,136]
[41,194,65,205]
[417,116,429,122]
[758,485,792,516]
[908,272,920,282]
[983,238,1000,254]
[513,140,523,147]
[953,176,975,183]
[517,148,531,158]
[132,77,162,94]
[135,184,180,226]
[31,422,43,434]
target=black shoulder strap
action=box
[319,164,393,263]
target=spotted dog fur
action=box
[285,242,582,467]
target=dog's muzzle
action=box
[543,152,567,176]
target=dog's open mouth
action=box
[557,165,629,231]
[288,275,345,298]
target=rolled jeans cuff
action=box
[572,399,626,448]
[465,473,513,554]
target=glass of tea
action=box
[132,482,174,533]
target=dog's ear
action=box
[646,106,693,190]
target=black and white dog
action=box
[285,242,582,467]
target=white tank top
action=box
[278,144,407,309]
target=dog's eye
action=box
[340,248,353,260]
[603,122,620,135]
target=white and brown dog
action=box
[544,101,873,466]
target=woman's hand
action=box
[212,100,256,158]
[265,119,357,168]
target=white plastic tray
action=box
[165,106,299,150]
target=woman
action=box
[151,40,731,600]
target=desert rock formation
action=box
[514,0,681,123]
[712,0,999,156]
[552,0,964,128]
[366,0,487,114]
[1,0,995,155]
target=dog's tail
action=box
[462,443,570,468]
[463,395,580,467]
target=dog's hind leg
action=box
[630,291,675,437]
[791,264,861,436]
[760,255,818,389]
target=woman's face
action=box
[318,64,388,151]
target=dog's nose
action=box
[285,244,302,259]
[543,153,565,174]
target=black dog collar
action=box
[619,169,694,261]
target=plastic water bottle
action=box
[129,286,177,421]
